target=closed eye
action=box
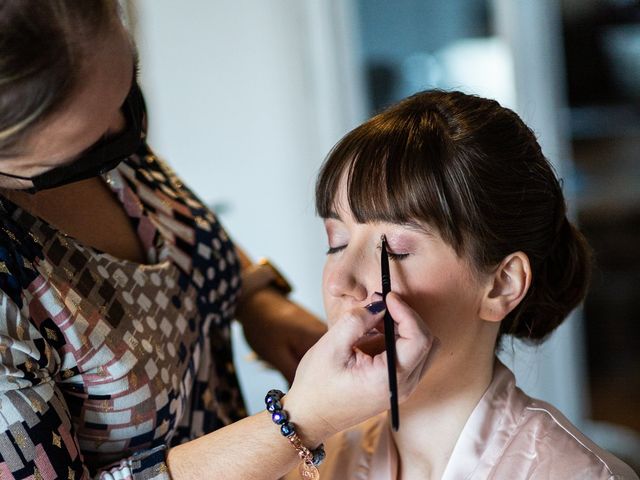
[327,246,410,259]
[326,245,347,255]
[388,252,410,261]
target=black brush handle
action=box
[381,236,399,431]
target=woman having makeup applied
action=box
[0,1,435,479]
[290,90,638,479]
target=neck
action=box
[392,345,496,479]
[1,177,100,213]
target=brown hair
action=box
[0,0,118,154]
[316,90,592,344]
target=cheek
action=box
[398,264,481,333]
[321,261,331,300]
[321,263,339,327]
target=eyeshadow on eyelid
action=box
[385,233,426,253]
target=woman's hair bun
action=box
[501,217,593,343]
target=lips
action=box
[354,320,387,355]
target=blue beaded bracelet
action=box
[265,389,326,468]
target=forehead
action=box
[328,176,434,235]
[326,168,421,224]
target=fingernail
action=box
[364,300,386,314]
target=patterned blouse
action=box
[0,143,246,479]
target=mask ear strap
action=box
[0,76,146,193]
[0,170,33,181]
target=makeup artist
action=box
[0,1,434,479]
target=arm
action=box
[1,281,434,479]
[0,282,297,480]
[167,410,301,478]
[167,292,435,479]
[234,247,327,383]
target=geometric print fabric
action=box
[0,146,245,479]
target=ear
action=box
[478,252,531,322]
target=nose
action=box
[325,247,378,303]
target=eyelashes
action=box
[326,245,409,260]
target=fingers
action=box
[384,292,434,366]
[418,335,440,378]
[324,307,386,362]
[319,292,438,397]
[385,292,428,339]
[383,292,440,400]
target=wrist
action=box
[236,285,295,329]
[280,392,333,448]
[265,389,326,474]
[240,258,292,302]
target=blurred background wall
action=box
[129,0,639,471]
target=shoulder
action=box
[507,391,638,479]
[121,147,198,205]
[119,147,228,229]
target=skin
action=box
[0,16,436,478]
[322,180,531,479]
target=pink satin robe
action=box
[292,360,638,479]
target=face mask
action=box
[0,79,145,193]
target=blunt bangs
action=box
[316,103,477,253]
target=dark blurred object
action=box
[572,120,640,442]
[564,0,640,446]
[366,62,400,114]
[579,207,640,432]
[563,0,640,106]
[601,22,640,101]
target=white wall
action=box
[132,0,364,413]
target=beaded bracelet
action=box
[265,389,325,479]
